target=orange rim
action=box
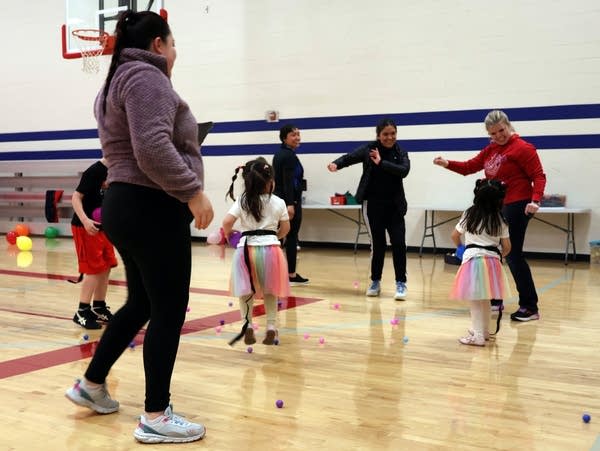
[71,28,109,43]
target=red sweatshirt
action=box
[446,134,546,205]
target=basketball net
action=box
[72,29,108,74]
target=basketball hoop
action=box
[72,28,110,74]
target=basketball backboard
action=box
[62,0,166,59]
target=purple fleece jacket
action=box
[94,48,203,203]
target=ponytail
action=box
[226,166,245,201]
[101,10,171,114]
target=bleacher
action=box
[0,173,79,236]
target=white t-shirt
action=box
[227,194,289,247]
[455,212,509,262]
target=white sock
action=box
[482,300,491,335]
[264,294,277,330]
[470,300,485,341]
[81,379,102,391]
[145,414,164,424]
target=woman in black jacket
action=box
[327,118,410,300]
[273,124,309,285]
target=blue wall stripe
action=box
[1,134,597,161]
[200,134,600,156]
[0,129,99,143]
[210,103,600,134]
[1,104,600,143]
[0,149,101,161]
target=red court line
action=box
[0,296,320,380]
[0,307,68,320]
[0,268,229,295]
[0,268,322,379]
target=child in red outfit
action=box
[71,159,117,329]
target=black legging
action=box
[363,200,407,283]
[85,183,193,412]
[285,203,302,274]
[502,199,538,312]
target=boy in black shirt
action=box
[71,159,118,329]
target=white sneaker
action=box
[468,328,490,341]
[65,378,119,414]
[394,282,407,300]
[458,334,485,346]
[134,405,206,443]
[366,280,381,296]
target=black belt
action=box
[241,230,277,237]
[228,229,277,346]
[465,244,501,257]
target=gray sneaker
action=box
[394,282,407,300]
[65,378,119,414]
[134,405,206,444]
[366,280,381,296]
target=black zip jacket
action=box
[273,144,305,206]
[332,141,410,213]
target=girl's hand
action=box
[433,156,449,167]
[188,191,214,230]
[327,163,338,172]
[369,149,381,165]
[83,217,99,236]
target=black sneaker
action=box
[289,274,309,286]
[510,308,540,322]
[73,308,102,329]
[92,305,113,323]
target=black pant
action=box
[284,203,302,274]
[502,200,538,312]
[363,200,407,283]
[85,183,193,412]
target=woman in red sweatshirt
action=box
[433,110,546,322]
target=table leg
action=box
[420,210,437,257]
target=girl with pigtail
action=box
[223,158,291,346]
[450,179,512,346]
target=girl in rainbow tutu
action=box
[451,179,512,346]
[223,158,290,346]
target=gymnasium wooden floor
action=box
[1,237,599,450]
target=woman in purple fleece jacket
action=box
[65,11,212,444]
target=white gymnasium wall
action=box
[1,0,598,254]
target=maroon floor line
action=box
[0,268,230,296]
[0,266,323,379]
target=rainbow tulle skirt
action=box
[230,245,290,299]
[450,256,511,300]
